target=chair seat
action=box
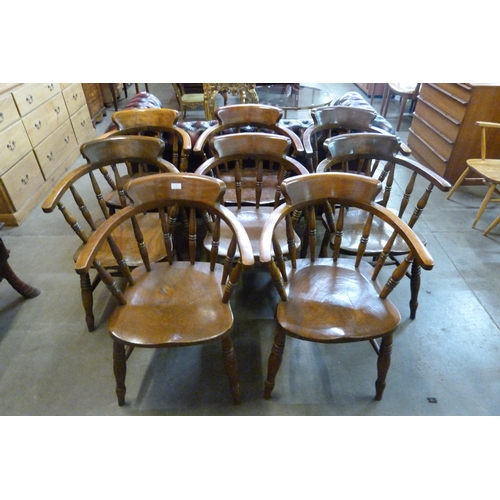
[325,208,427,255]
[108,261,233,347]
[73,212,167,268]
[205,206,300,258]
[276,258,401,342]
[182,94,204,105]
[467,158,500,182]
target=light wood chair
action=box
[380,83,420,131]
[446,121,500,235]
[75,173,254,406]
[259,172,435,401]
[42,136,178,332]
[317,133,451,319]
[194,133,308,265]
[111,108,192,171]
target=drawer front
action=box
[410,115,454,161]
[1,151,44,211]
[419,84,468,124]
[22,93,70,147]
[435,83,472,103]
[12,83,62,116]
[0,94,20,133]
[35,120,78,179]
[408,131,448,177]
[71,104,96,144]
[414,98,461,142]
[63,83,86,116]
[0,120,32,175]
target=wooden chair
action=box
[110,108,192,171]
[446,121,500,235]
[172,83,206,118]
[41,136,178,332]
[259,172,435,401]
[302,106,392,172]
[193,103,305,162]
[194,133,309,264]
[316,133,451,319]
[380,83,420,131]
[75,173,254,406]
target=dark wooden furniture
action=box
[317,133,450,319]
[302,105,392,172]
[41,136,178,331]
[259,173,435,401]
[447,121,500,235]
[0,222,40,298]
[355,83,386,100]
[195,133,308,263]
[82,83,106,125]
[193,103,304,160]
[110,108,192,172]
[75,173,254,406]
[408,83,500,184]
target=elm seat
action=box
[316,133,451,319]
[41,136,178,332]
[259,173,435,401]
[75,173,254,406]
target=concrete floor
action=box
[1,83,500,416]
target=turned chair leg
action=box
[409,260,421,320]
[80,272,95,332]
[221,336,240,403]
[375,333,393,401]
[113,341,127,406]
[264,326,287,399]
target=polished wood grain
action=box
[111,108,192,171]
[302,106,391,172]
[195,133,309,264]
[259,173,434,401]
[42,135,178,331]
[317,133,450,319]
[75,173,253,406]
[193,103,304,160]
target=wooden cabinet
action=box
[355,83,386,98]
[82,83,106,125]
[408,83,500,184]
[0,83,96,225]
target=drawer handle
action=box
[26,94,33,105]
[35,120,42,130]
[47,84,54,91]
[72,93,79,100]
[54,106,61,114]
[21,174,30,185]
[47,151,54,161]
[64,135,70,143]
[7,140,16,151]
[80,120,86,127]
[0,112,4,123]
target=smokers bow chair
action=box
[316,133,450,319]
[194,133,309,266]
[446,121,500,235]
[259,173,435,401]
[42,136,179,332]
[75,173,254,406]
[110,107,192,172]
